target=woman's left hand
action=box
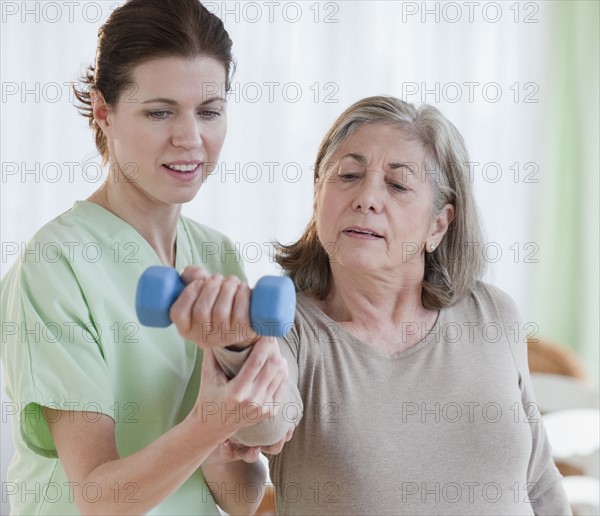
[203,440,262,466]
[255,423,295,456]
[203,421,295,468]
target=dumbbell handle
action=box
[135,266,296,337]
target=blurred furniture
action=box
[255,484,276,515]
[528,338,599,515]
[528,338,587,380]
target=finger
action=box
[211,275,242,332]
[272,375,293,418]
[230,336,273,387]
[170,279,206,333]
[265,369,287,408]
[238,447,261,463]
[181,265,209,284]
[263,350,288,402]
[190,274,224,342]
[261,436,285,455]
[231,283,254,341]
[252,344,288,404]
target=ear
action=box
[428,203,455,248]
[91,89,112,136]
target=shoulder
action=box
[282,292,336,350]
[296,292,332,330]
[4,207,85,281]
[1,203,121,300]
[28,206,87,247]
[179,216,236,246]
[452,280,521,324]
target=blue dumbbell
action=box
[135,266,296,337]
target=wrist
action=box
[225,334,260,352]
[183,405,234,448]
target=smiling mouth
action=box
[344,228,384,238]
[164,163,200,173]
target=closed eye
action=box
[389,182,408,192]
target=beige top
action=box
[216,282,570,515]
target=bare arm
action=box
[170,266,301,447]
[45,409,217,515]
[46,344,284,515]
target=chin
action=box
[161,192,198,205]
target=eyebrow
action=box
[140,95,226,105]
[340,153,418,174]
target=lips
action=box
[343,226,384,238]
[163,161,202,173]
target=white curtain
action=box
[1,1,589,512]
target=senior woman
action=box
[202,96,571,515]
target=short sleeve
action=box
[1,241,115,458]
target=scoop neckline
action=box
[296,291,445,361]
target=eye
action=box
[389,182,408,192]
[146,110,172,120]
[199,109,222,120]
[338,172,360,181]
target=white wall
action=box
[1,1,554,513]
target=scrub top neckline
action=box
[72,200,190,270]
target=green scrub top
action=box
[1,201,247,515]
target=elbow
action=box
[235,401,303,447]
[225,498,263,516]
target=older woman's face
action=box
[315,123,448,276]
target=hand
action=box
[191,337,289,440]
[170,265,258,349]
[203,440,263,467]
[246,423,295,456]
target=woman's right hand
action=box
[189,337,289,441]
[170,265,259,349]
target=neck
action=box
[322,265,429,328]
[87,174,181,266]
[318,265,438,354]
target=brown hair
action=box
[73,0,235,165]
[276,96,486,309]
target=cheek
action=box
[114,122,155,154]
[314,199,332,241]
[206,123,227,152]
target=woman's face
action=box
[97,56,227,205]
[315,123,453,277]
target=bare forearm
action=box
[202,459,266,515]
[75,418,221,515]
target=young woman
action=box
[0,1,290,514]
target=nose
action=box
[352,173,384,214]
[171,114,202,150]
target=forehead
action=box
[129,56,227,99]
[334,123,427,164]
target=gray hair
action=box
[276,95,485,309]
